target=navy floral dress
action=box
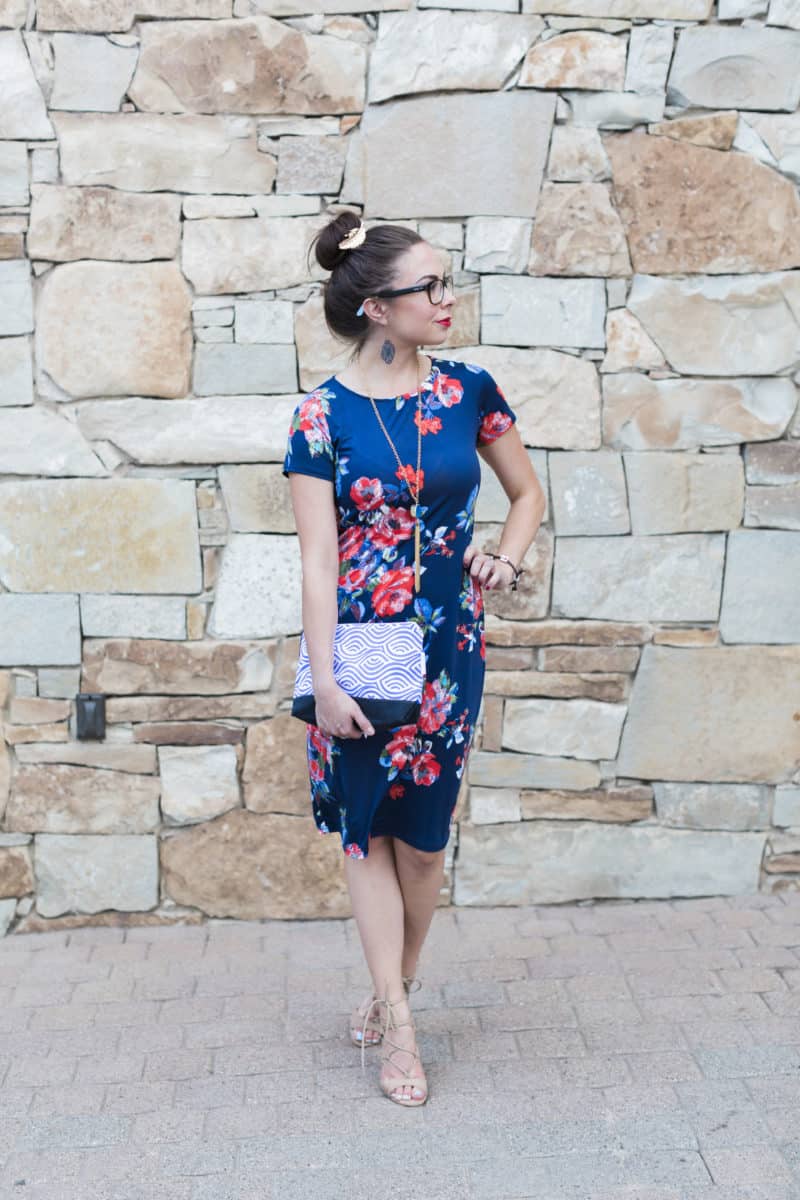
[282,356,517,859]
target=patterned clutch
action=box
[291,620,426,730]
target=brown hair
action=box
[308,210,423,358]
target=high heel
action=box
[360,987,428,1107]
[350,975,421,1047]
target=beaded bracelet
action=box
[486,552,525,591]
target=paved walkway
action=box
[0,890,799,1200]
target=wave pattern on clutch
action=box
[294,621,425,702]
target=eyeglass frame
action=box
[356,273,454,316]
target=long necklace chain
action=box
[367,354,425,594]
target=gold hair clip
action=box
[338,222,366,251]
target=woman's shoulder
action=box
[431,356,495,403]
[433,356,492,383]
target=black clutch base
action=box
[291,694,420,731]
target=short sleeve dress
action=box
[282,356,517,859]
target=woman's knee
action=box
[391,838,444,870]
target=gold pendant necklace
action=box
[367,353,425,594]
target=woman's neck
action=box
[343,346,432,398]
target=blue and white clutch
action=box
[291,620,426,729]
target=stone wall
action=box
[1,0,799,935]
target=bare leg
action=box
[392,837,446,979]
[343,834,426,1101]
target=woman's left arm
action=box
[464,426,546,590]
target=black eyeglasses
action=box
[356,274,453,316]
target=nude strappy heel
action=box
[359,984,428,1107]
[350,975,421,1047]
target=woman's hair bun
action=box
[313,211,363,273]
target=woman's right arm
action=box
[287,472,375,740]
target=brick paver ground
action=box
[0,891,799,1200]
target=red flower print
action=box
[344,842,365,858]
[294,391,333,455]
[431,373,464,408]
[389,783,405,799]
[419,676,456,734]
[370,506,415,550]
[396,464,424,493]
[411,751,440,787]
[465,573,484,619]
[372,565,414,616]
[350,476,384,512]
[479,411,513,444]
[383,723,417,774]
[414,411,442,436]
[339,564,370,591]
[309,725,334,764]
[338,524,367,561]
[309,757,324,782]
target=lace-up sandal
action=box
[350,975,421,1047]
[359,989,428,1106]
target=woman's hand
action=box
[314,679,375,739]
[463,544,516,590]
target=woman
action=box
[282,211,545,1107]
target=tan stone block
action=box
[0,845,34,898]
[5,723,70,745]
[539,645,640,672]
[478,694,503,752]
[444,343,601,450]
[28,185,182,262]
[617,644,800,783]
[55,112,275,195]
[744,440,800,485]
[133,723,245,746]
[7,764,160,833]
[274,636,301,701]
[547,125,610,183]
[36,261,191,399]
[243,712,309,815]
[602,307,666,373]
[652,628,719,646]
[82,639,277,696]
[0,480,201,594]
[130,18,366,116]
[14,741,157,772]
[529,181,631,276]
[9,697,71,725]
[521,785,652,822]
[486,669,628,701]
[16,906,206,934]
[160,807,350,919]
[625,275,800,378]
[186,601,208,641]
[0,233,25,258]
[106,693,276,721]
[484,646,534,671]
[485,614,651,647]
[182,214,327,295]
[605,129,800,274]
[648,110,739,150]
[218,464,296,534]
[521,30,625,91]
